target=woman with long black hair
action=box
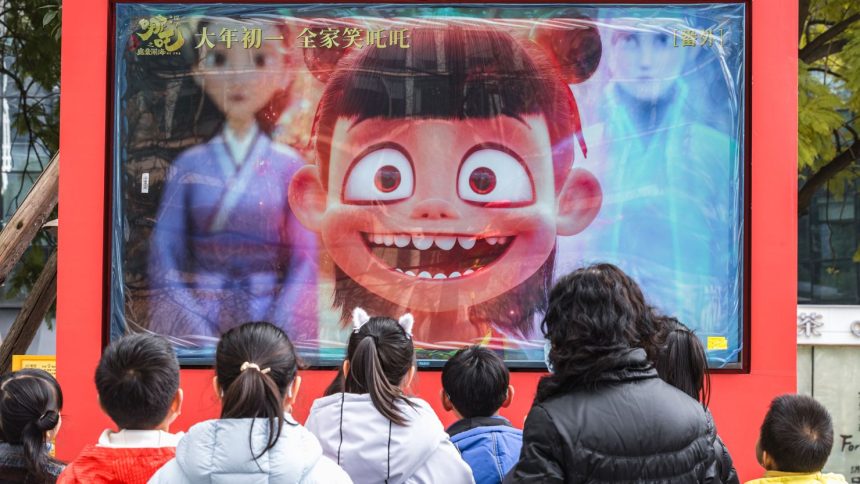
[505,263,717,483]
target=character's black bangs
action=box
[333,28,552,121]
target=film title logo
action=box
[195,26,285,50]
[673,28,726,47]
[133,15,184,56]
[297,27,411,49]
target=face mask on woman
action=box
[543,339,555,374]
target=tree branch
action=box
[799,138,860,214]
[809,66,845,80]
[799,0,811,42]
[801,39,850,64]
[799,12,860,63]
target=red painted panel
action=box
[57,1,797,481]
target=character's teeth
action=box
[418,271,432,279]
[464,269,475,275]
[373,234,384,244]
[486,237,498,245]
[394,234,410,247]
[383,234,394,246]
[433,273,447,279]
[405,270,416,276]
[395,268,403,273]
[498,236,507,245]
[435,236,456,250]
[449,271,461,278]
[458,236,476,249]
[413,235,433,250]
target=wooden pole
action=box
[0,153,59,286]
[0,250,58,373]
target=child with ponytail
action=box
[306,309,474,484]
[0,369,64,483]
[149,322,351,483]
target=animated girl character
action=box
[149,17,317,344]
[572,14,739,348]
[288,24,602,348]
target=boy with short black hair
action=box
[747,394,846,483]
[441,346,521,484]
[58,333,184,484]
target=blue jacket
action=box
[448,417,523,484]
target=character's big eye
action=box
[458,149,533,206]
[203,51,227,69]
[254,53,268,68]
[344,148,414,203]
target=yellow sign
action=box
[706,336,729,351]
[11,355,56,377]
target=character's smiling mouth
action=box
[361,233,514,280]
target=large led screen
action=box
[110,3,747,368]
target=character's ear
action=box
[556,167,602,236]
[288,164,327,232]
[398,313,414,337]
[532,19,602,84]
[352,307,371,331]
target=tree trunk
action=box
[0,153,58,285]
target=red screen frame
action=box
[58,0,796,479]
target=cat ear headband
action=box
[352,307,414,338]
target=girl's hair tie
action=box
[240,362,271,374]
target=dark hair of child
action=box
[0,369,64,481]
[653,316,710,407]
[216,322,299,458]
[759,394,835,473]
[343,316,415,426]
[441,346,509,418]
[95,333,180,429]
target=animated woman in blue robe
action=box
[571,16,742,362]
[148,19,317,345]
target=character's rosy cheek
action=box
[343,147,414,204]
[457,149,534,207]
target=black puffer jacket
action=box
[504,349,716,483]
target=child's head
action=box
[343,309,415,425]
[757,394,834,473]
[95,333,182,430]
[290,25,602,331]
[653,317,709,406]
[215,322,300,457]
[441,346,513,419]
[0,369,63,480]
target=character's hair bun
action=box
[531,19,602,84]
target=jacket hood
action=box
[307,393,449,484]
[171,415,324,482]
